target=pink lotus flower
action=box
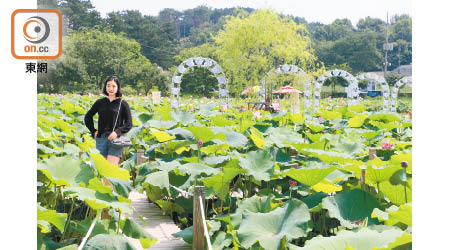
[327,96,332,102]
[318,116,325,123]
[381,142,393,150]
[198,140,203,147]
[189,104,194,111]
[340,100,346,105]
[253,110,262,119]
[221,105,228,111]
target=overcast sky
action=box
[90,0,412,25]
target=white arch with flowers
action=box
[390,76,412,112]
[315,69,360,107]
[171,57,229,108]
[356,73,391,111]
[265,64,310,113]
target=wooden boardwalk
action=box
[123,189,191,250]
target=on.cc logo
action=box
[23,16,50,44]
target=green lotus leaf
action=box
[171,109,196,125]
[177,163,220,176]
[152,131,176,142]
[143,171,170,190]
[172,226,193,244]
[368,113,401,123]
[56,244,78,250]
[365,159,402,185]
[137,113,153,125]
[211,231,233,250]
[347,104,367,113]
[322,189,380,229]
[325,169,352,183]
[283,164,336,187]
[388,204,412,226]
[53,119,76,137]
[61,99,86,114]
[249,127,265,149]
[371,232,412,250]
[305,132,323,142]
[202,155,230,165]
[379,180,412,205]
[37,125,58,141]
[145,119,177,129]
[200,144,230,155]
[38,156,89,187]
[389,153,412,174]
[198,104,220,117]
[237,200,311,250]
[289,226,404,250]
[218,130,248,148]
[348,114,368,128]
[303,149,353,164]
[62,143,81,158]
[186,126,226,143]
[230,195,280,229]
[203,167,245,200]
[290,112,305,124]
[105,177,132,198]
[91,153,130,181]
[210,115,236,126]
[166,127,194,139]
[37,143,59,155]
[300,192,327,211]
[236,119,256,133]
[37,206,67,233]
[78,134,96,152]
[63,187,132,214]
[239,150,274,181]
[84,234,136,250]
[265,127,305,148]
[318,110,343,120]
[333,139,366,156]
[290,141,327,154]
[155,200,185,215]
[120,217,158,249]
[88,178,114,195]
[369,120,401,131]
[154,105,173,120]
[305,120,325,133]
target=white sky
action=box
[90,0,412,25]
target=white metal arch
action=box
[315,69,360,107]
[357,73,390,111]
[170,57,228,108]
[390,76,412,112]
[266,64,310,113]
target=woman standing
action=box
[84,76,132,165]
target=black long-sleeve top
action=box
[84,97,132,138]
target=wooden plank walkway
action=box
[123,189,191,250]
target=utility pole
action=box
[397,44,401,74]
[383,12,393,77]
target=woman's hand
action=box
[94,131,98,138]
[108,131,118,140]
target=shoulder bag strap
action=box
[112,98,123,132]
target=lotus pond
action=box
[37,93,412,250]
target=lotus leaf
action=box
[177,163,220,176]
[379,179,412,205]
[237,200,311,250]
[348,114,368,128]
[63,187,132,214]
[171,109,196,125]
[266,127,305,147]
[284,164,336,187]
[230,195,280,229]
[249,127,265,149]
[91,153,131,181]
[289,226,404,250]
[322,189,380,229]
[152,131,176,142]
[203,167,245,200]
[37,206,67,233]
[186,126,226,143]
[38,156,89,187]
[84,234,136,250]
[239,150,274,181]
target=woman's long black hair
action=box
[102,76,123,97]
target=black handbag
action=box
[111,99,132,147]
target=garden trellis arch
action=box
[266,64,311,113]
[390,76,412,112]
[170,57,229,108]
[356,73,390,111]
[315,69,360,107]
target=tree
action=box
[214,9,319,95]
[59,0,103,30]
[356,17,385,33]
